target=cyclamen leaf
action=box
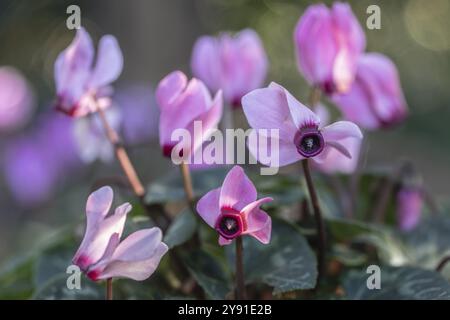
[163,208,197,248]
[228,218,317,294]
[343,266,450,300]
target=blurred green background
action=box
[0,0,449,266]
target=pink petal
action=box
[321,121,362,141]
[241,83,297,142]
[74,202,131,269]
[313,136,361,174]
[333,53,407,130]
[219,166,257,211]
[98,242,168,281]
[88,35,123,88]
[280,83,320,128]
[240,197,272,234]
[294,4,336,86]
[92,228,168,281]
[196,187,221,228]
[156,70,188,109]
[158,74,213,151]
[85,186,114,225]
[247,132,304,167]
[249,218,271,244]
[331,2,366,93]
[111,228,164,261]
[191,36,221,94]
[54,28,93,109]
[188,90,223,155]
[223,29,268,104]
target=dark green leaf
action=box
[343,266,450,300]
[164,208,197,248]
[228,218,317,294]
[184,250,232,299]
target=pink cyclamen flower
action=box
[196,166,272,246]
[54,27,123,117]
[242,82,363,167]
[191,29,268,107]
[396,188,423,232]
[156,70,223,158]
[0,66,35,132]
[312,104,362,174]
[294,2,365,94]
[73,186,168,281]
[332,53,408,130]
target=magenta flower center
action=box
[294,127,324,158]
[215,209,245,240]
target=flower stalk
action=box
[302,159,326,285]
[180,161,195,208]
[235,236,246,300]
[97,107,145,197]
[106,278,113,300]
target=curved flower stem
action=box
[436,256,450,272]
[97,108,145,197]
[235,236,246,300]
[302,159,326,285]
[308,85,321,108]
[106,278,113,300]
[180,161,195,209]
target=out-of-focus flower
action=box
[196,165,272,246]
[73,186,168,281]
[54,27,123,117]
[3,112,80,207]
[396,188,423,232]
[191,29,268,107]
[115,85,159,145]
[0,66,35,132]
[294,2,365,94]
[332,53,408,130]
[312,104,362,174]
[3,137,58,206]
[73,107,121,164]
[242,82,363,167]
[156,70,223,158]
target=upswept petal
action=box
[88,35,123,88]
[196,187,221,228]
[219,165,257,211]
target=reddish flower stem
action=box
[436,256,450,272]
[106,278,113,300]
[302,159,326,285]
[235,236,246,299]
[97,107,145,197]
[180,161,195,207]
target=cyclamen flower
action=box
[312,104,362,174]
[156,70,223,158]
[396,188,423,232]
[73,186,168,281]
[3,112,80,207]
[242,82,363,167]
[294,2,365,94]
[0,66,35,132]
[54,27,123,117]
[191,29,268,107]
[332,53,408,130]
[196,165,272,246]
[115,85,159,145]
